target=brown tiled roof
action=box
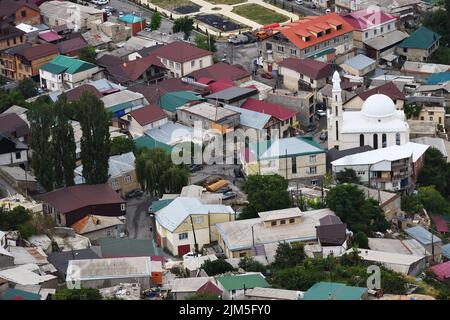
[64,84,102,102]
[18,43,58,61]
[316,223,347,246]
[96,54,124,68]
[358,82,405,101]
[56,36,87,54]
[129,104,167,126]
[40,184,125,214]
[278,58,333,80]
[0,0,39,19]
[0,113,29,138]
[106,54,167,83]
[152,41,211,63]
[128,78,197,104]
[187,62,250,82]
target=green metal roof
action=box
[399,26,441,49]
[41,55,97,74]
[303,282,367,300]
[119,14,145,24]
[1,288,41,300]
[148,199,174,213]
[158,90,202,113]
[216,273,269,291]
[134,135,173,153]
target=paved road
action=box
[266,0,323,16]
[125,194,153,239]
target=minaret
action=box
[328,71,343,150]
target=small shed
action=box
[340,54,376,77]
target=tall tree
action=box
[76,92,111,184]
[110,136,135,156]
[172,17,194,40]
[336,168,361,184]
[29,101,55,191]
[17,78,37,99]
[150,11,162,31]
[78,46,97,64]
[51,95,76,188]
[239,174,291,220]
[194,34,216,52]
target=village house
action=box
[118,13,145,36]
[101,90,147,118]
[397,26,441,62]
[186,62,252,85]
[302,281,368,300]
[70,215,126,245]
[155,197,235,256]
[364,30,409,63]
[170,277,217,300]
[216,207,336,258]
[216,273,270,300]
[55,36,88,57]
[241,136,326,185]
[39,55,100,91]
[277,57,334,92]
[244,287,302,300]
[75,152,140,197]
[0,263,57,288]
[205,87,259,107]
[121,104,168,138]
[0,112,29,166]
[0,22,25,51]
[331,142,429,192]
[152,41,213,78]
[259,13,355,71]
[0,0,41,26]
[339,54,376,77]
[344,81,406,111]
[40,184,126,227]
[13,43,59,80]
[316,215,349,257]
[223,104,273,140]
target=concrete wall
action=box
[76,276,151,290]
[266,92,314,127]
[0,150,27,166]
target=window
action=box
[359,134,364,147]
[111,179,120,189]
[311,179,319,186]
[388,24,391,30]
[380,27,384,33]
[382,133,387,148]
[309,155,316,163]
[280,219,286,225]
[176,63,181,70]
[57,213,62,224]
[271,221,277,226]
[289,218,295,224]
[199,60,203,68]
[163,59,167,65]
[21,10,27,17]
[191,60,195,67]
[291,157,297,174]
[365,32,368,39]
[120,203,126,211]
[310,166,317,175]
[192,216,203,224]
[429,117,433,121]
[239,252,247,258]
[124,175,132,184]
[277,46,284,53]
[395,133,401,145]
[373,133,378,149]
[335,120,339,140]
[15,152,21,159]
[106,230,112,237]
[357,171,365,175]
[403,48,408,53]
[290,49,297,55]
[266,43,272,50]
[169,61,174,68]
[179,233,188,240]
[374,29,377,35]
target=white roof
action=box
[245,287,302,300]
[368,238,429,256]
[0,245,13,257]
[183,255,218,272]
[0,166,37,182]
[178,102,238,122]
[411,137,449,160]
[89,79,126,93]
[9,246,48,265]
[224,104,271,130]
[350,249,424,274]
[258,137,324,160]
[170,277,214,293]
[361,94,397,118]
[0,264,56,285]
[403,61,450,74]
[145,122,198,146]
[75,152,135,182]
[15,23,39,33]
[341,110,409,134]
[67,257,152,282]
[155,197,234,232]
[258,207,302,222]
[342,54,376,70]
[216,208,335,251]
[331,142,429,167]
[101,90,144,108]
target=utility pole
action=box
[251,225,255,249]
[189,215,199,256]
[285,148,288,180]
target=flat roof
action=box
[171,277,214,293]
[245,287,301,300]
[178,102,238,122]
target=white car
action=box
[295,0,303,4]
[182,252,202,261]
[326,8,332,13]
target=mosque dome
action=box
[360,94,397,118]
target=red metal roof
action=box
[358,82,405,101]
[39,31,63,43]
[196,280,222,295]
[241,98,297,121]
[107,54,167,82]
[430,261,450,281]
[187,62,250,83]
[128,104,167,126]
[432,215,449,233]
[275,13,354,50]
[278,57,333,80]
[342,8,397,31]
[208,80,234,93]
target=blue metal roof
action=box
[404,225,442,245]
[442,243,450,259]
[343,54,376,70]
[426,72,450,85]
[119,14,144,24]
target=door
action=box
[177,244,191,256]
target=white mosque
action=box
[327,71,410,151]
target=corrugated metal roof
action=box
[303,282,367,300]
[442,243,450,259]
[404,226,442,245]
[216,273,269,291]
[223,104,271,130]
[342,54,375,70]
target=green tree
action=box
[110,136,135,156]
[353,232,369,249]
[75,92,111,184]
[160,165,189,194]
[418,147,450,198]
[53,287,102,300]
[0,89,26,113]
[401,194,423,214]
[17,78,37,99]
[186,292,221,300]
[0,206,36,239]
[150,11,162,31]
[172,17,194,40]
[238,257,267,274]
[194,34,216,52]
[272,266,321,291]
[272,242,305,269]
[417,185,450,215]
[78,46,97,64]
[136,147,173,197]
[336,168,360,184]
[239,175,291,220]
[29,100,55,191]
[51,96,76,188]
[201,259,234,276]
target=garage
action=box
[177,244,191,256]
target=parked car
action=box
[316,109,327,118]
[261,72,273,79]
[216,187,232,194]
[319,131,328,141]
[125,189,144,199]
[326,8,332,13]
[234,167,244,178]
[222,191,237,200]
[118,11,124,17]
[295,0,303,4]
[189,164,203,173]
[183,252,202,261]
[306,123,317,132]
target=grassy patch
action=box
[232,3,289,25]
[150,0,194,10]
[207,0,247,4]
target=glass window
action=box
[373,134,378,149]
[360,134,364,147]
[191,60,195,67]
[179,233,188,240]
[124,175,132,183]
[120,203,126,211]
[15,152,21,159]
[382,133,387,148]
[271,221,277,226]
[290,49,297,55]
[310,155,316,163]
[395,133,401,145]
[192,217,203,224]
[280,219,286,225]
[277,46,284,53]
[289,218,295,224]
[291,157,297,174]
[310,166,317,174]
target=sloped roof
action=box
[431,215,449,233]
[64,84,102,102]
[399,26,441,49]
[187,62,250,82]
[129,104,167,126]
[106,54,166,83]
[342,8,397,31]
[128,78,195,104]
[0,0,39,18]
[241,98,296,121]
[119,13,144,24]
[47,249,99,276]
[18,43,58,61]
[342,54,376,71]
[56,36,88,54]
[426,72,450,85]
[303,282,367,300]
[316,223,347,246]
[159,90,203,113]
[216,273,269,291]
[38,31,63,42]
[278,58,333,80]
[75,152,135,181]
[40,184,125,214]
[196,280,223,295]
[1,288,41,301]
[223,104,271,130]
[0,113,29,138]
[41,55,97,74]
[71,215,124,235]
[430,261,450,281]
[152,41,211,63]
[404,225,442,245]
[358,81,405,101]
[0,22,25,41]
[133,135,172,153]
